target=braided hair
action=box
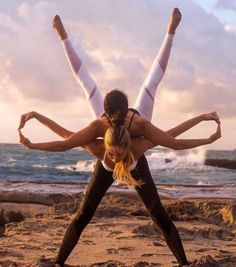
[104,89,128,126]
[104,89,143,187]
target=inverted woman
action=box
[19,8,221,267]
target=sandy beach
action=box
[0,190,236,267]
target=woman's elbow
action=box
[168,141,183,150]
[170,144,180,150]
[57,142,72,151]
[62,131,75,139]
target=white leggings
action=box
[62,33,174,120]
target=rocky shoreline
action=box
[0,191,236,266]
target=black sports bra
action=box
[102,108,140,129]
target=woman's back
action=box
[96,110,147,138]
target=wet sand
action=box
[0,191,236,267]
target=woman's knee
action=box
[73,206,94,230]
[149,202,174,233]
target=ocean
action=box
[1,143,236,199]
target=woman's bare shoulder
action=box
[88,118,109,137]
[128,115,149,137]
[83,139,105,159]
[130,137,154,159]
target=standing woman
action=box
[19,9,220,267]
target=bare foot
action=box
[52,15,68,40]
[167,8,182,35]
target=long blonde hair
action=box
[104,125,143,188]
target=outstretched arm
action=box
[131,121,221,158]
[140,117,221,150]
[19,119,101,151]
[166,112,220,137]
[18,111,74,138]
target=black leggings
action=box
[54,155,188,266]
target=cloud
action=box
[0,0,236,147]
[215,0,236,11]
[18,3,31,20]
[224,24,236,33]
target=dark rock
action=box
[31,255,54,267]
[205,159,236,169]
[0,208,6,226]
[190,255,218,267]
[4,210,25,223]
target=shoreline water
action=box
[1,145,236,189]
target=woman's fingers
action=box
[217,124,222,138]
[18,130,30,146]
[18,130,25,143]
[18,112,34,130]
[204,111,221,125]
[18,114,27,130]
[209,124,222,143]
[212,111,220,124]
[214,124,221,139]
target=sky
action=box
[0,0,236,150]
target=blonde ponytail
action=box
[104,126,143,188]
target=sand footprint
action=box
[196,247,213,253]
[153,241,165,247]
[89,260,125,266]
[134,261,161,267]
[131,224,160,237]
[0,259,18,266]
[118,246,134,252]
[215,249,233,258]
[107,248,119,254]
[141,253,156,257]
[82,239,96,245]
[107,230,122,237]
